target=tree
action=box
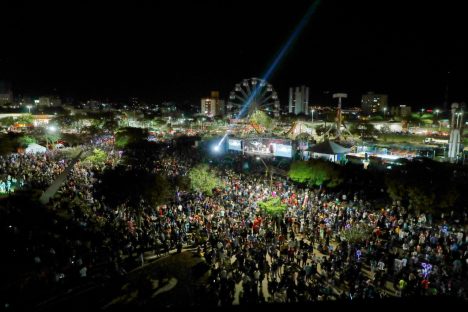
[288,161,315,184]
[341,224,373,243]
[83,148,108,166]
[296,133,311,141]
[96,165,172,207]
[0,117,15,128]
[174,175,191,192]
[188,164,223,195]
[407,185,436,214]
[16,114,34,125]
[52,115,73,129]
[288,160,344,188]
[384,160,465,215]
[115,127,147,149]
[249,110,276,133]
[0,133,19,155]
[349,122,377,137]
[258,197,287,216]
[385,175,406,202]
[61,133,88,147]
[44,131,61,148]
[17,135,37,147]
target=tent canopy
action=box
[309,140,350,155]
[25,143,47,154]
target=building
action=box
[361,92,388,114]
[398,105,412,118]
[201,91,225,117]
[37,96,62,108]
[288,86,309,115]
[37,97,51,107]
[0,81,13,106]
[18,95,34,108]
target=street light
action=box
[26,105,32,114]
[311,108,315,123]
[383,107,387,118]
[45,125,57,149]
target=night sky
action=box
[1,0,467,108]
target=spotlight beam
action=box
[217,0,321,148]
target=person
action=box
[177,241,183,253]
[398,278,407,297]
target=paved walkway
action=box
[39,150,83,204]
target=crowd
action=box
[1,137,467,309]
[0,152,69,191]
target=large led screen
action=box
[228,139,242,151]
[273,143,293,158]
[242,138,293,158]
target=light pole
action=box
[358,124,366,151]
[311,108,315,123]
[383,107,387,119]
[435,109,440,131]
[45,125,57,149]
[26,105,32,114]
[256,156,272,189]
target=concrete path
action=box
[39,150,83,204]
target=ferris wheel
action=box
[227,77,280,119]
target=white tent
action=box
[25,143,47,154]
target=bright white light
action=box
[213,146,220,152]
[48,126,57,132]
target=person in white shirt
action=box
[378,260,385,271]
[80,266,87,278]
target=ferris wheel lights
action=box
[227,78,280,119]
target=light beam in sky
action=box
[217,0,321,148]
